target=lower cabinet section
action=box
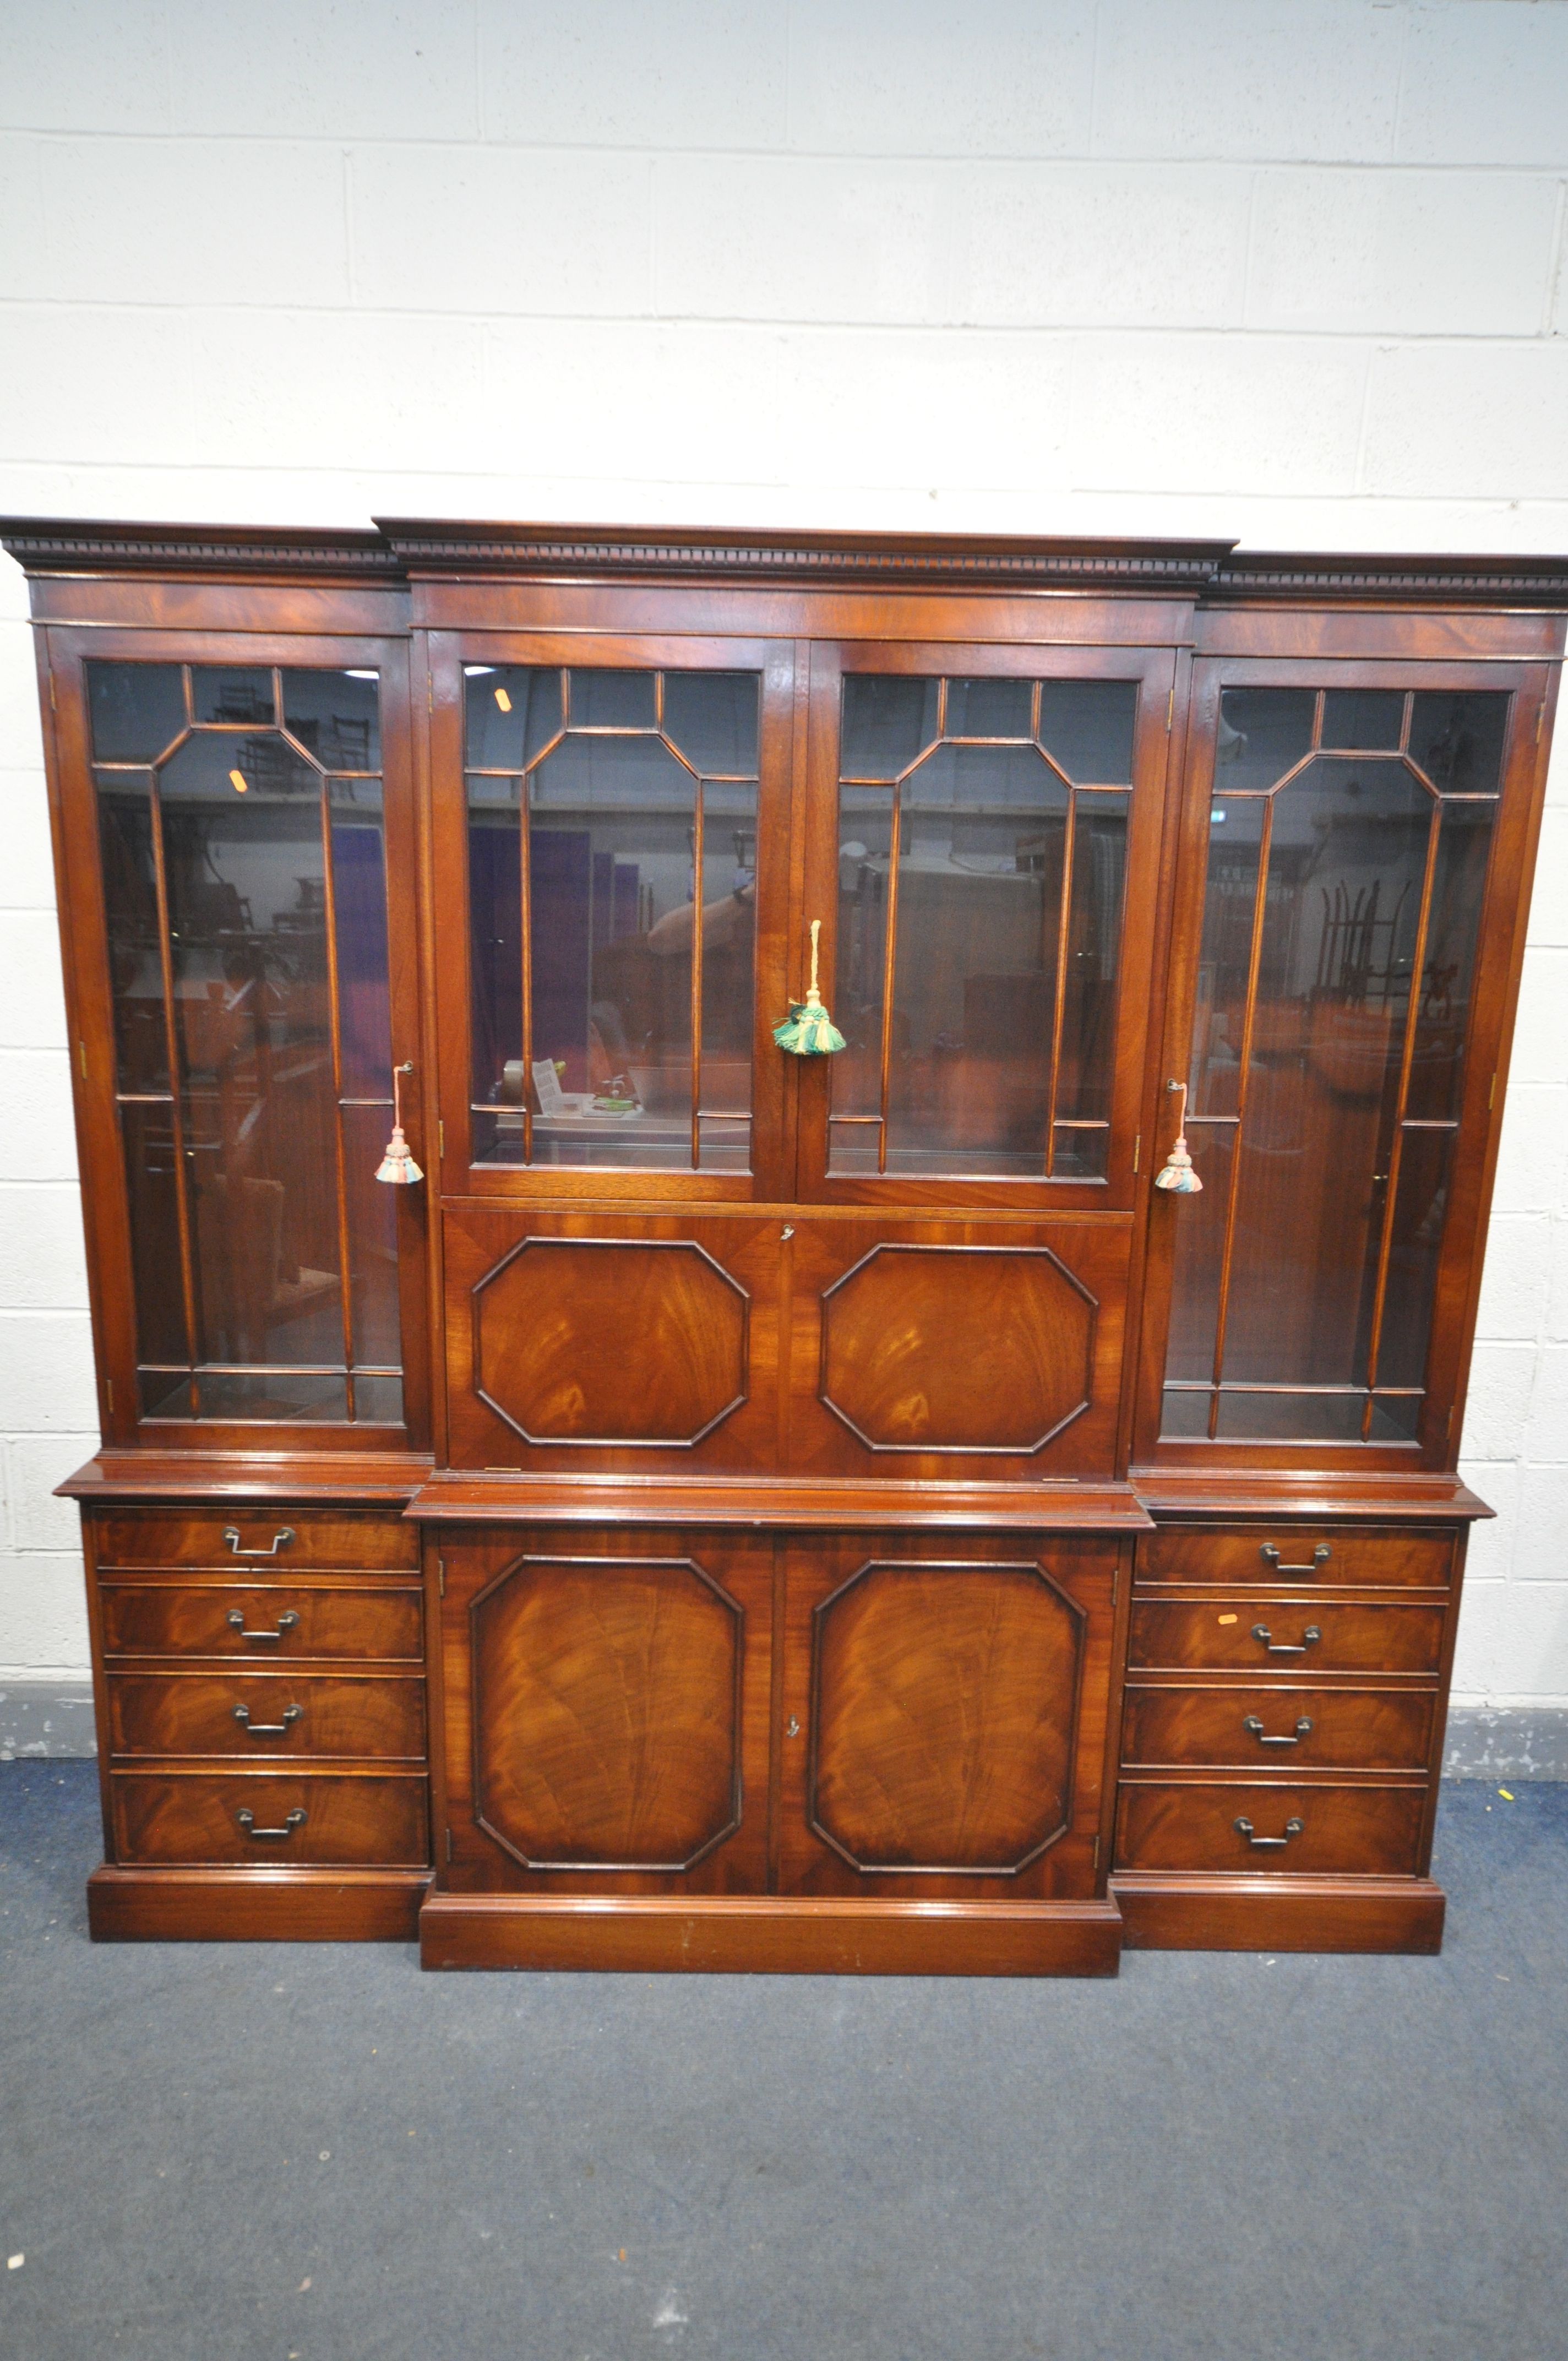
[1114,1780,1427,1876]
[429,1522,1124,1961]
[110,1772,431,1867]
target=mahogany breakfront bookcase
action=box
[7,516,1566,1974]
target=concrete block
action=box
[1398,2,1568,170]
[167,0,478,139]
[0,1187,89,1311]
[1523,1343,1568,1466]
[1449,1576,1509,1697]
[787,0,1096,157]
[0,623,45,770]
[477,0,787,148]
[353,144,652,317]
[0,911,68,1048]
[37,138,350,310]
[0,4,173,133]
[656,156,952,324]
[1525,809,1568,944]
[1512,1464,1568,1581]
[188,312,487,474]
[1546,1218,1568,1342]
[0,1059,78,1186]
[0,137,47,302]
[1493,1582,1568,1700]
[1545,716,1568,810]
[1490,1083,1568,1216]
[1510,950,1568,1088]
[1069,333,1367,496]
[0,307,197,468]
[4,1435,93,1554]
[1458,1341,1538,1463]
[1362,344,1568,503]
[1472,1213,1551,1343]
[1246,168,1557,338]
[0,1554,89,1673]
[0,1316,97,1433]
[1093,0,1402,162]
[950,164,1250,329]
[0,771,56,911]
[1457,1459,1519,1584]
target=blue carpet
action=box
[1,1762,1565,2361]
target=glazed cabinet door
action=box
[45,628,428,1448]
[794,643,1177,1211]
[434,1526,774,1894]
[777,1532,1123,1900]
[429,634,796,1203]
[1141,659,1553,1466]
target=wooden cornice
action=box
[4,515,1568,607]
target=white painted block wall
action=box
[1,0,1566,1727]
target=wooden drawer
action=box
[1121,1685,1436,1773]
[1115,1782,1426,1875]
[105,1672,427,1761]
[99,1584,424,1663]
[110,1772,430,1867]
[1128,1595,1446,1675]
[1136,1526,1452,1589]
[92,1508,419,1572]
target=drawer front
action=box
[1136,1525,1452,1589]
[93,1509,419,1572]
[1115,1782,1426,1875]
[99,1584,424,1663]
[110,1773,430,1867]
[105,1673,427,1761]
[1128,1596,1446,1675]
[1121,1685,1436,1772]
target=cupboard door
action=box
[794,644,1175,1210]
[437,1527,774,1894]
[777,1533,1119,1899]
[434,635,796,1202]
[50,629,427,1446]
[1148,660,1547,1463]
[440,1206,783,1472]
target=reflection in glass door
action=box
[1163,686,1507,1444]
[89,660,402,1425]
[466,666,760,1173]
[828,673,1136,1179]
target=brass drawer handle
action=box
[1243,1714,1313,1748]
[226,1608,300,1645]
[232,1702,303,1739]
[236,1807,306,1842]
[224,1525,297,1559]
[1234,1815,1304,1851]
[1251,1622,1321,1657]
[1260,1543,1331,1575]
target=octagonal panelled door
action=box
[437,1527,775,1892]
[777,1533,1123,1900]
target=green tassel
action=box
[773,991,845,1057]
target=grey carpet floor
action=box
[1,1765,1565,2361]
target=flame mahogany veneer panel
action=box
[1115,1782,1427,1876]
[1120,1685,1436,1774]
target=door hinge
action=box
[437,1556,446,1598]
[105,1377,114,1413]
[49,671,56,714]
[1092,1834,1101,1873]
[438,1118,445,1161]
[78,1039,88,1081]
[1132,1131,1141,1174]
[445,1827,453,1865]
[427,675,433,716]
[1166,687,1174,732]
[1489,1072,1497,1111]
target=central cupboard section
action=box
[430,631,1177,1481]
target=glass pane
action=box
[841,676,938,779]
[1164,1120,1236,1391]
[282,668,380,770]
[1160,1388,1212,1438]
[1215,1390,1369,1442]
[195,1370,348,1422]
[466,665,563,770]
[886,741,1065,1176]
[1052,1127,1109,1180]
[467,776,523,1114]
[341,1102,401,1369]
[662,672,759,776]
[697,779,756,1166]
[96,776,168,1094]
[121,1103,186,1370]
[1376,1127,1455,1390]
[138,1370,192,1420]
[159,726,318,805]
[330,788,393,1100]
[1190,797,1264,1122]
[88,663,187,764]
[353,1373,405,1424]
[190,666,275,726]
[1036,681,1137,784]
[1216,688,1315,792]
[570,668,656,729]
[1407,798,1496,1122]
[1408,692,1508,793]
[831,791,894,1135]
[946,677,1032,738]
[1322,688,1404,750]
[1055,792,1128,1125]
